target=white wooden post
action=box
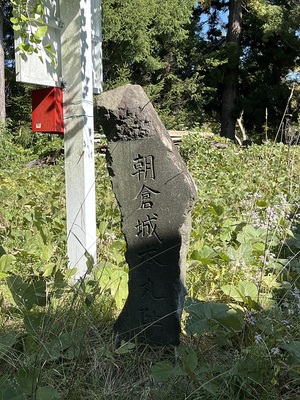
[14,0,103,279]
[60,0,97,278]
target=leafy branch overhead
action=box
[10,0,55,64]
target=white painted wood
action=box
[15,0,62,87]
[91,0,103,93]
[14,0,103,278]
[60,0,97,278]
[14,0,103,93]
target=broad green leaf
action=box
[281,341,300,365]
[180,346,198,373]
[151,361,183,381]
[41,244,52,262]
[213,307,244,332]
[190,245,216,263]
[1,379,26,400]
[221,281,259,303]
[43,263,56,277]
[97,264,128,308]
[23,279,47,309]
[10,17,19,24]
[43,333,82,361]
[184,298,244,335]
[36,386,61,400]
[0,331,17,359]
[34,25,48,38]
[6,275,27,307]
[17,367,39,396]
[12,24,22,31]
[217,251,231,262]
[236,358,264,384]
[0,254,16,272]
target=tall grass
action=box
[0,129,299,399]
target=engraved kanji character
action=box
[141,278,164,300]
[135,185,160,209]
[135,213,162,243]
[139,308,163,328]
[132,154,155,181]
[138,245,165,267]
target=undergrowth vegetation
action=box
[0,126,300,399]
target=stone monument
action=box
[96,84,197,345]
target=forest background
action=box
[1,0,300,143]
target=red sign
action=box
[32,87,64,134]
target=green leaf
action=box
[7,275,27,307]
[151,361,183,381]
[190,245,216,263]
[0,245,5,257]
[18,43,34,54]
[281,341,300,365]
[256,200,267,207]
[12,24,22,31]
[180,346,198,374]
[236,358,264,384]
[217,251,232,263]
[0,331,17,359]
[1,379,26,400]
[41,244,52,262]
[213,307,244,332]
[184,298,244,335]
[17,367,39,395]
[36,386,61,400]
[115,340,135,354]
[43,263,56,277]
[10,17,19,24]
[85,251,95,273]
[20,14,28,22]
[44,43,56,57]
[221,281,259,303]
[34,25,48,39]
[97,264,128,309]
[209,203,224,216]
[43,332,82,362]
[0,254,16,272]
[23,279,47,309]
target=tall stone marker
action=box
[96,85,197,345]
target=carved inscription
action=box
[131,153,164,321]
[97,84,197,345]
[139,308,164,331]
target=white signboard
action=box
[15,0,103,93]
[15,0,63,87]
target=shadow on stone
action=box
[95,84,197,345]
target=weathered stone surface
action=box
[96,84,197,345]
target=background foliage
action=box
[1,127,300,399]
[3,0,300,140]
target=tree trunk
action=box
[0,0,5,124]
[220,0,242,141]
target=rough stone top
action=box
[95,84,168,142]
